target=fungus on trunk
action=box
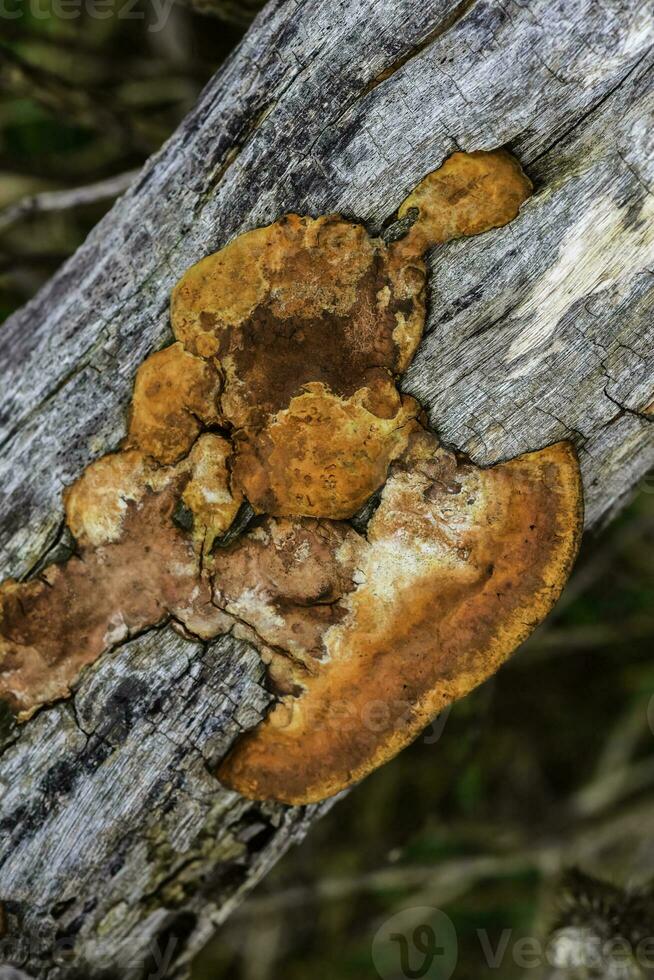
[0,150,583,803]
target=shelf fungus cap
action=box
[218,431,583,804]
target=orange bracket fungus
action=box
[0,150,583,804]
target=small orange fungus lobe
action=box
[392,149,533,261]
[127,342,222,464]
[1,150,582,807]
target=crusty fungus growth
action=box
[218,433,582,802]
[1,439,237,715]
[0,150,583,803]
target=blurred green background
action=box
[1,8,653,979]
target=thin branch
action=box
[182,0,265,26]
[0,171,139,234]
[232,799,654,917]
[570,756,654,820]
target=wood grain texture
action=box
[0,0,652,975]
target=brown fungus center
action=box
[0,150,583,804]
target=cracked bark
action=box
[0,0,653,977]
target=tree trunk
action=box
[0,0,652,976]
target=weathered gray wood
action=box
[0,630,335,979]
[0,0,653,976]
